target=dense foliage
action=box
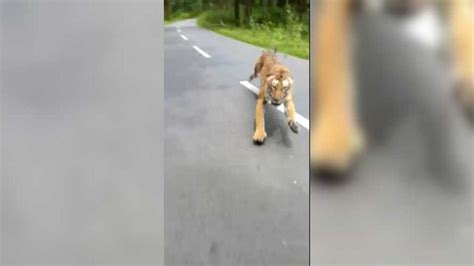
[164,0,309,59]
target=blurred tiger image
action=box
[311,0,473,176]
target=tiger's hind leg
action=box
[249,62,261,81]
[311,0,365,175]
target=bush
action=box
[197,9,235,28]
[173,11,193,20]
[248,6,307,42]
[197,8,308,59]
[250,7,287,26]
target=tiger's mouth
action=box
[271,100,282,106]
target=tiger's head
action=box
[266,75,293,106]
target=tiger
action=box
[249,50,299,145]
[312,0,473,175]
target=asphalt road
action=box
[311,11,473,265]
[2,2,163,265]
[164,19,309,265]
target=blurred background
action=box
[311,2,473,265]
[1,1,164,264]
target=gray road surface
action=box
[311,12,473,265]
[1,2,164,265]
[164,19,309,265]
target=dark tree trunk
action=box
[234,0,240,24]
[296,0,307,20]
[243,0,253,26]
[164,0,171,20]
[202,0,210,9]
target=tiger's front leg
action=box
[311,0,364,175]
[450,0,474,122]
[285,97,299,133]
[253,89,267,145]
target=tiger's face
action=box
[266,77,293,106]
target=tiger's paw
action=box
[311,119,365,177]
[253,129,267,145]
[288,120,299,133]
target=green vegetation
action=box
[197,7,308,59]
[164,11,199,24]
[165,0,200,21]
[164,0,309,59]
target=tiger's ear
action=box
[266,75,275,84]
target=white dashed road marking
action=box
[180,34,188,41]
[193,45,211,58]
[240,80,260,94]
[240,80,309,130]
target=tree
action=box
[234,0,240,24]
[295,0,307,21]
[277,0,287,8]
[164,0,172,20]
[242,0,253,26]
